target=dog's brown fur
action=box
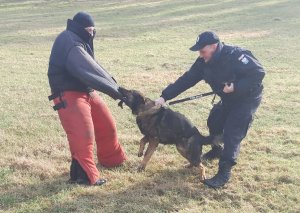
[119,87,212,181]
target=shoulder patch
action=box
[238,54,249,64]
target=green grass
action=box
[0,0,300,212]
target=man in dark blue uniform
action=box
[155,31,265,188]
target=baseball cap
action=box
[190,31,220,51]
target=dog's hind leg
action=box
[199,163,206,182]
[175,144,193,168]
[138,136,148,157]
[137,138,159,172]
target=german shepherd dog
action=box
[118,87,212,181]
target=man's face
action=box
[85,26,95,37]
[199,43,218,62]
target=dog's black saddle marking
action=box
[136,106,200,145]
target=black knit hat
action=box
[73,12,95,28]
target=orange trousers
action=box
[54,91,127,184]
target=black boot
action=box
[202,145,223,161]
[69,159,77,183]
[68,159,107,186]
[75,161,90,185]
[204,160,233,188]
[68,159,90,185]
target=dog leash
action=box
[168,91,217,106]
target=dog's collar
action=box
[137,105,163,117]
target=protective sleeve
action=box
[65,45,122,100]
[161,57,204,101]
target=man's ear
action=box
[212,43,218,50]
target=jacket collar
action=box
[208,42,224,64]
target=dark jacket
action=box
[48,19,121,100]
[161,43,265,102]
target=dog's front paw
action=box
[200,174,206,182]
[137,165,145,172]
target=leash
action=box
[168,91,217,106]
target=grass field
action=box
[0,0,300,212]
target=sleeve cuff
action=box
[160,94,167,101]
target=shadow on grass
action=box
[0,173,74,211]
[23,167,239,212]
[0,166,231,212]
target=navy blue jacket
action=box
[161,43,265,102]
[48,19,122,100]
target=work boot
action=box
[204,160,233,188]
[202,145,223,161]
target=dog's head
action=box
[118,87,148,115]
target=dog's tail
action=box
[189,127,214,146]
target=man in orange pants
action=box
[48,12,127,186]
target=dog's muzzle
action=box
[118,97,127,109]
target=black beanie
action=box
[73,12,95,28]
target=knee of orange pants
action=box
[89,92,127,167]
